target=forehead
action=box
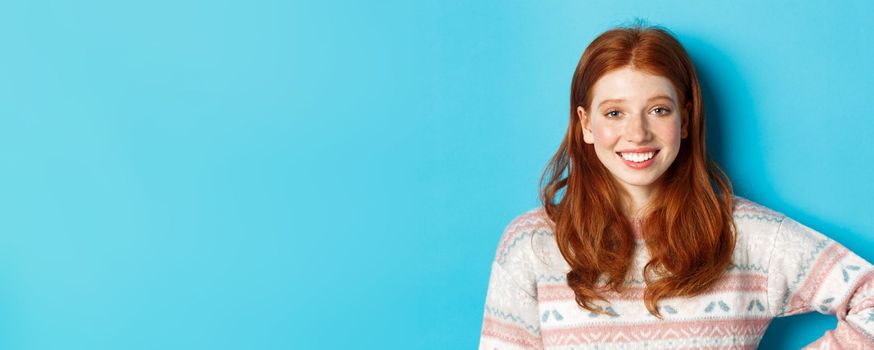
[590,67,678,106]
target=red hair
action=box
[539,24,736,318]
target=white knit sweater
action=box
[479,196,874,349]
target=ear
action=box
[681,102,691,139]
[577,106,594,144]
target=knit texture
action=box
[479,196,874,349]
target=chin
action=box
[625,181,658,188]
[614,173,662,187]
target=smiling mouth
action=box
[616,150,660,163]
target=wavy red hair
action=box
[539,24,736,318]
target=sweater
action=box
[479,196,874,349]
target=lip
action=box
[616,147,660,153]
[617,149,659,169]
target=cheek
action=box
[656,120,683,143]
[591,124,619,145]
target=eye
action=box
[604,110,621,118]
[651,106,672,116]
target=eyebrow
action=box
[597,95,675,108]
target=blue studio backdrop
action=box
[1,0,873,349]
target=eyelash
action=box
[652,107,671,115]
[604,107,672,118]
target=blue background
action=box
[1,0,872,349]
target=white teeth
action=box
[620,151,656,162]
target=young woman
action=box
[479,24,874,349]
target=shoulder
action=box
[732,195,786,223]
[492,206,555,267]
[732,195,833,244]
[729,195,788,260]
[502,207,554,237]
[731,195,788,235]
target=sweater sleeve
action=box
[479,214,544,350]
[767,216,874,348]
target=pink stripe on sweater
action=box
[496,209,551,258]
[805,317,874,349]
[541,317,770,345]
[786,243,850,313]
[844,271,874,317]
[481,316,543,349]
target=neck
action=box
[621,186,653,220]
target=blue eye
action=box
[605,110,620,118]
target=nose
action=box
[623,113,652,143]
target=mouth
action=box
[616,150,659,168]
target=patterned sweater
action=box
[479,196,874,349]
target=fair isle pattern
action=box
[537,273,769,302]
[541,318,770,348]
[479,196,874,349]
[494,208,555,266]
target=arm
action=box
[767,216,874,348]
[479,213,544,350]
[479,261,543,350]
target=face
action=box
[577,67,688,198]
